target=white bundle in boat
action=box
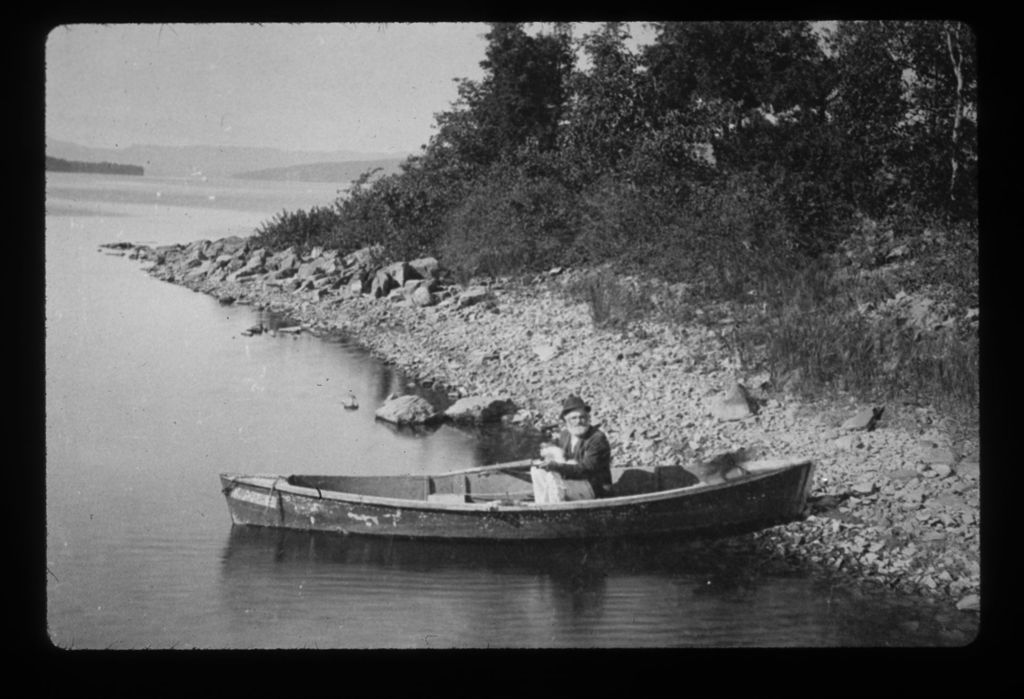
[530,467,594,504]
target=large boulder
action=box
[370,269,399,299]
[242,248,267,272]
[408,257,441,280]
[267,247,298,272]
[344,245,384,270]
[184,241,208,267]
[375,394,440,425]
[443,396,517,424]
[211,236,247,257]
[294,260,323,280]
[184,260,214,280]
[384,261,421,287]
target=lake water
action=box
[45,172,964,648]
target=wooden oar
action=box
[434,459,540,477]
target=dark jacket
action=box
[553,426,612,497]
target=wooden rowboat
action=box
[220,458,814,541]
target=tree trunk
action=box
[944,21,965,207]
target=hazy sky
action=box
[45,22,657,156]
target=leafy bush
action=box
[440,162,580,278]
[563,269,655,328]
[252,205,346,255]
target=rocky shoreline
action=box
[102,237,980,635]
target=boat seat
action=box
[427,493,469,504]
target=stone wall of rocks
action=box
[102,236,981,620]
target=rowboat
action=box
[219,457,814,541]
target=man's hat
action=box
[560,395,591,418]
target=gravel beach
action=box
[107,238,981,632]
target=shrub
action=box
[563,269,655,328]
[440,163,580,278]
[252,205,346,254]
[733,261,978,419]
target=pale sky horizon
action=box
[45,22,658,156]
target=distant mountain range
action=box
[234,159,405,183]
[45,139,410,181]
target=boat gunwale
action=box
[220,459,814,513]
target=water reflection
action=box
[218,526,850,647]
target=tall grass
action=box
[565,251,978,420]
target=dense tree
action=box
[643,21,828,134]
[558,23,654,182]
[447,23,574,165]
[262,19,977,287]
[891,20,977,216]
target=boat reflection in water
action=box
[218,525,798,647]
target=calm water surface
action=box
[45,173,962,648]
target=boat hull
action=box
[220,460,814,541]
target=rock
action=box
[408,257,440,280]
[210,236,247,257]
[374,394,440,425]
[851,480,876,494]
[834,434,863,450]
[456,286,491,309]
[747,372,773,392]
[532,343,560,362]
[955,594,980,612]
[184,260,214,280]
[268,248,298,272]
[468,349,499,366]
[370,269,399,299]
[956,461,980,480]
[244,248,267,269]
[887,469,919,483]
[842,406,885,431]
[443,396,517,424]
[217,294,236,305]
[930,463,953,478]
[384,261,420,287]
[295,260,323,280]
[344,245,383,270]
[411,285,436,307]
[918,444,958,464]
[710,382,754,421]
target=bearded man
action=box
[536,395,612,499]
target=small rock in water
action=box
[374,394,440,425]
[444,396,517,424]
